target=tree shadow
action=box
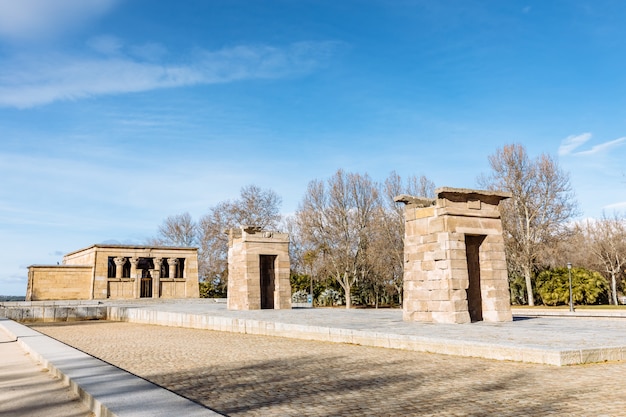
[143,354,570,417]
[28,321,603,417]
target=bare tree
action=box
[197,185,282,283]
[282,215,307,275]
[152,212,198,246]
[232,185,282,229]
[197,201,236,285]
[373,171,435,305]
[582,213,626,305]
[478,144,578,306]
[296,170,380,308]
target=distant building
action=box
[26,244,199,301]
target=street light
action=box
[567,262,575,312]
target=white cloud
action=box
[559,133,626,156]
[0,0,118,42]
[603,201,626,211]
[576,137,626,155]
[558,132,592,155]
[0,41,338,108]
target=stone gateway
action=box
[227,226,291,310]
[395,187,513,324]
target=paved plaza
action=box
[4,300,626,415]
[31,320,626,416]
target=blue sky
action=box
[1,0,625,295]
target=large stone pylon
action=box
[395,187,513,324]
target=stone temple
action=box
[26,244,199,301]
[226,226,291,310]
[395,187,513,324]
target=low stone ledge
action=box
[0,318,220,417]
[0,306,108,322]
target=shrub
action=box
[318,288,344,306]
[199,279,227,298]
[291,290,309,303]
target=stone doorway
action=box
[260,255,276,309]
[465,235,486,322]
[140,271,152,298]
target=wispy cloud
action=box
[559,132,626,156]
[0,0,119,42]
[576,137,626,155]
[558,132,591,155]
[0,41,339,108]
[603,201,626,211]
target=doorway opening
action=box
[140,277,152,298]
[465,235,486,322]
[137,258,154,298]
[260,255,276,309]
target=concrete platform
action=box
[0,318,221,417]
[99,300,626,366]
[4,300,626,366]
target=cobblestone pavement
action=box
[31,321,626,417]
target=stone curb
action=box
[0,318,222,417]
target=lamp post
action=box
[567,262,575,312]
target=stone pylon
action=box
[226,226,291,310]
[395,187,513,324]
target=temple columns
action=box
[152,258,162,298]
[114,257,126,279]
[168,258,179,278]
[129,257,140,297]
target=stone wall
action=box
[26,266,93,301]
[159,280,189,298]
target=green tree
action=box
[199,280,227,298]
[508,274,529,305]
[535,267,608,306]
